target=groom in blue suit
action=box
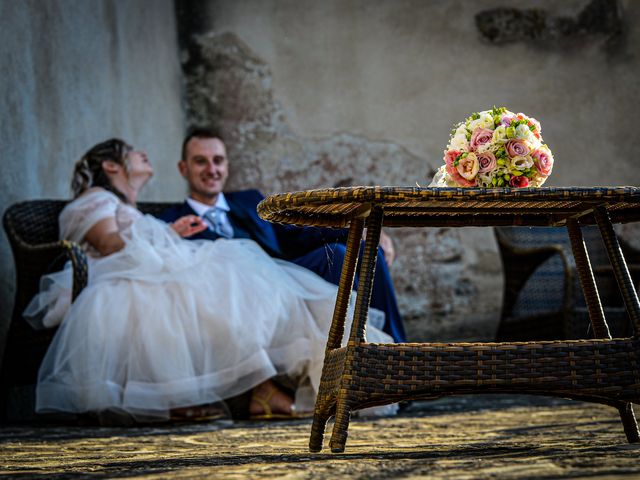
[159,128,406,343]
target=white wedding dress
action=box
[25,189,393,421]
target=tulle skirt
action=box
[26,215,391,421]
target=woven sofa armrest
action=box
[25,239,88,302]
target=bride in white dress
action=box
[26,138,393,422]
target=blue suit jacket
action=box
[158,189,348,260]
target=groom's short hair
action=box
[181,127,226,161]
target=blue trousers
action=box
[291,242,406,343]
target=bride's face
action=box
[126,149,154,184]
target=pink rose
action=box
[476,151,497,174]
[532,147,553,176]
[446,163,477,187]
[470,128,493,151]
[443,150,476,186]
[457,153,479,181]
[509,176,530,188]
[444,152,481,188]
[506,139,530,158]
[444,149,462,167]
[501,115,514,126]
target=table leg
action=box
[566,219,610,338]
[329,206,384,453]
[618,402,640,443]
[594,206,640,443]
[309,217,365,453]
[348,208,383,345]
[327,217,366,350]
[595,206,640,333]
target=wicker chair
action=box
[0,199,175,422]
[495,226,640,341]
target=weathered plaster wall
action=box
[0,0,186,361]
[180,0,640,341]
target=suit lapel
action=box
[226,194,259,237]
[226,193,283,257]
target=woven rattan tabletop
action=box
[257,186,640,228]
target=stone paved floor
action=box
[2,396,640,479]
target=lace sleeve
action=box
[59,189,121,243]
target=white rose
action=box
[511,155,534,170]
[477,172,496,187]
[515,124,536,143]
[449,132,469,151]
[467,118,482,132]
[492,125,508,143]
[475,141,492,153]
[529,137,543,150]
[478,112,495,129]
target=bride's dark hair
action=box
[71,138,132,201]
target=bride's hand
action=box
[171,215,208,238]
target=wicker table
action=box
[257,186,640,453]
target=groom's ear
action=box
[178,160,189,178]
[178,159,187,177]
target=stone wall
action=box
[0,0,186,363]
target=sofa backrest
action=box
[4,200,68,247]
[3,200,177,248]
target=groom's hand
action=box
[362,229,396,267]
[171,215,208,237]
[379,230,395,268]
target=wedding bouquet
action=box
[430,107,554,188]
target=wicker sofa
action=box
[0,199,175,421]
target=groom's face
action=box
[180,137,229,205]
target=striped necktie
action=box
[203,206,233,239]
